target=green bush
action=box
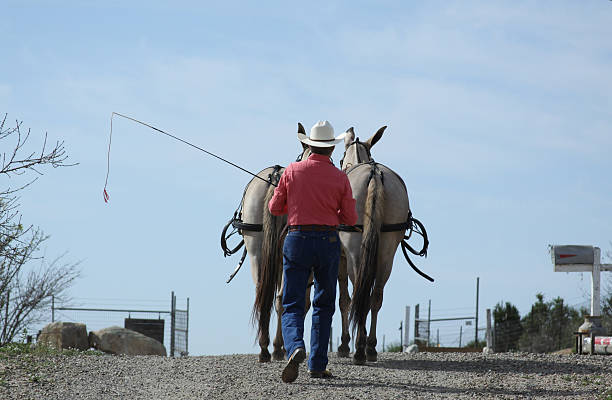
[385,342,403,352]
[465,339,486,348]
[518,293,585,353]
[0,342,103,359]
[494,301,522,352]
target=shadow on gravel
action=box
[370,357,606,376]
[300,377,596,399]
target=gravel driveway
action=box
[2,351,611,399]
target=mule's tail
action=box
[349,168,384,334]
[252,183,285,338]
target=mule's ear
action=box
[344,127,355,149]
[365,126,386,148]
[298,123,308,149]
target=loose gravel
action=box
[1,351,611,399]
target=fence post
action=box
[51,295,55,323]
[486,308,492,350]
[475,277,480,346]
[170,291,176,357]
[404,306,410,351]
[414,304,420,346]
[186,297,190,356]
[427,299,431,346]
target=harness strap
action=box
[402,241,434,282]
[220,214,245,257]
[338,224,362,232]
[340,138,372,169]
[232,220,263,232]
[221,164,283,260]
[382,222,410,232]
[338,222,410,232]
[226,248,248,284]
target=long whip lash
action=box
[103,112,274,202]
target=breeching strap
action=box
[221,165,283,283]
[226,248,248,284]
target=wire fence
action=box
[491,315,612,353]
[407,291,612,352]
[413,302,480,347]
[39,292,189,357]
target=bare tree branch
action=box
[0,114,81,345]
[0,114,78,179]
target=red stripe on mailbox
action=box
[559,254,576,258]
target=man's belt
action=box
[288,225,337,232]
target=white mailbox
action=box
[552,245,594,267]
[550,245,612,318]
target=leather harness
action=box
[221,145,432,282]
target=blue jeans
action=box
[281,230,340,372]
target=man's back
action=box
[269,153,357,227]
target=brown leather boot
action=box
[281,348,306,383]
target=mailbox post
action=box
[551,245,612,335]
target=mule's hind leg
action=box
[258,304,272,362]
[366,286,384,362]
[338,251,351,357]
[366,249,394,362]
[353,324,368,365]
[272,289,285,361]
[253,264,272,362]
[272,274,285,361]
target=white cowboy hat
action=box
[297,120,347,148]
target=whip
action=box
[103,112,276,203]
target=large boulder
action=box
[37,321,89,351]
[404,344,419,353]
[89,326,167,356]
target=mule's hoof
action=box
[337,344,350,358]
[353,349,366,365]
[259,350,272,363]
[366,347,378,362]
[272,349,286,361]
[353,356,366,365]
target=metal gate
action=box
[171,292,189,357]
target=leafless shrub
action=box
[0,114,80,345]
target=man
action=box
[268,120,358,383]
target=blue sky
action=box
[2,1,611,355]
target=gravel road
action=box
[2,351,611,399]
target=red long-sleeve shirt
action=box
[268,153,358,226]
